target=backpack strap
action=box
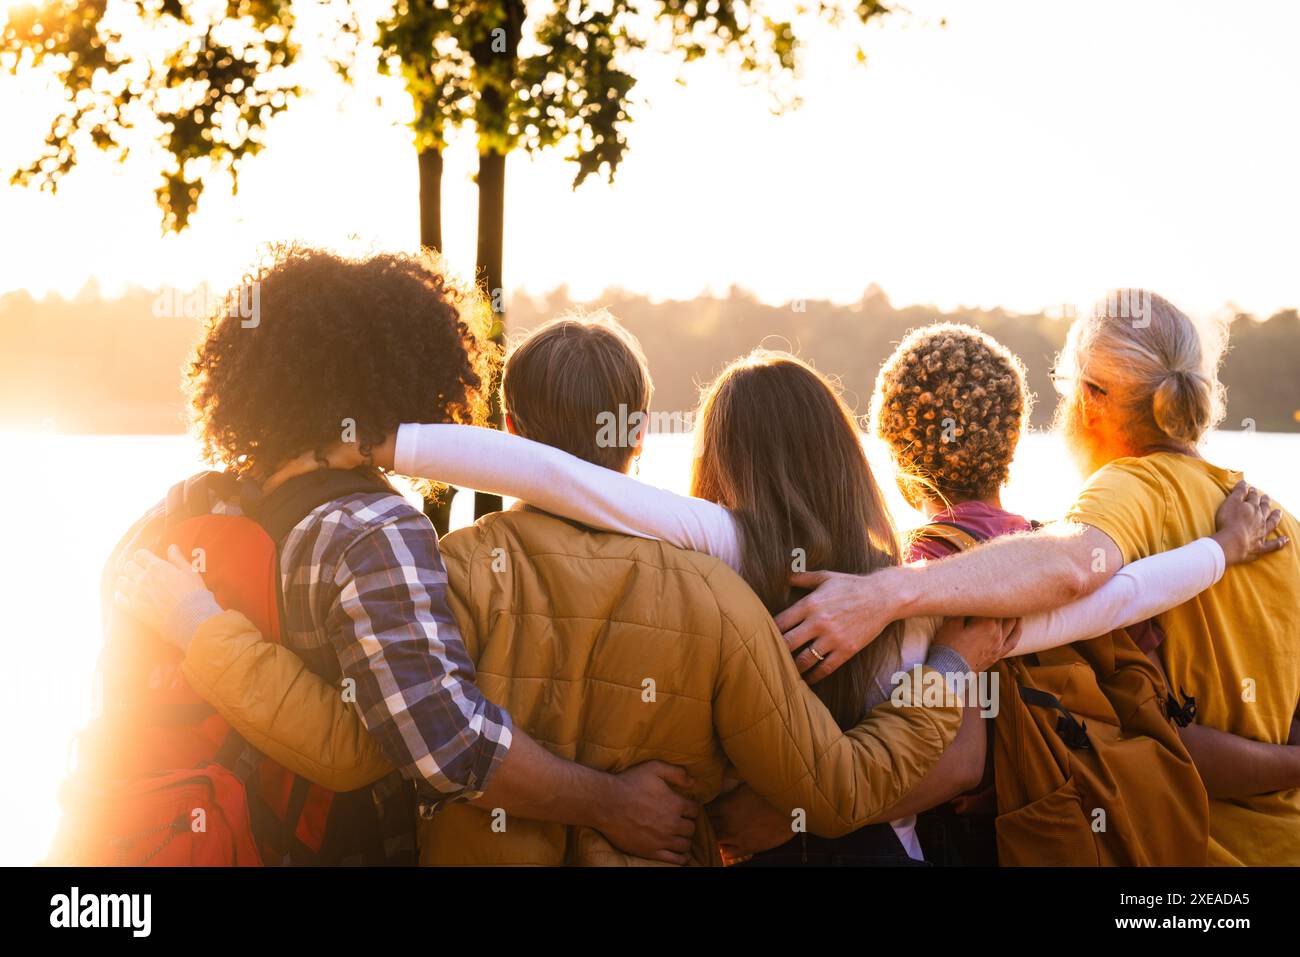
[912,516,1046,556]
[239,467,404,863]
[162,471,243,537]
[910,520,986,555]
[241,466,395,653]
[245,468,394,545]
[1018,686,1092,750]
[1166,686,1198,728]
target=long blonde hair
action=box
[690,350,903,730]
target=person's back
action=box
[93,248,508,865]
[424,505,959,865]
[125,308,963,866]
[1071,450,1300,864]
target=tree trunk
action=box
[473,147,507,519]
[470,4,523,520]
[417,145,457,535]
[418,146,444,253]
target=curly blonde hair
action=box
[870,323,1033,507]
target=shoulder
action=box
[288,492,441,577]
[461,507,771,627]
[1069,456,1170,561]
[1074,455,1170,510]
[314,491,427,530]
[1086,454,1158,484]
[464,507,726,572]
[294,491,429,542]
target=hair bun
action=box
[1152,367,1212,445]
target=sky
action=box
[1,0,1298,319]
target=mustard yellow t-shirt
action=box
[1067,452,1300,866]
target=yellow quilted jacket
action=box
[181,507,961,865]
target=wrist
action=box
[1287,744,1300,789]
[927,644,976,699]
[926,643,972,678]
[374,429,398,471]
[882,564,923,618]
[162,589,223,651]
[392,423,414,475]
[586,771,622,832]
[1209,530,1240,566]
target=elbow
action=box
[937,716,987,803]
[323,756,395,793]
[807,812,856,840]
[1056,554,1096,604]
[1051,524,1121,604]
[228,741,389,793]
[952,741,986,797]
[318,767,385,793]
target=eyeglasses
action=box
[1050,365,1108,397]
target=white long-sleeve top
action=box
[396,423,1225,662]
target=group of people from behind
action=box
[103,245,1298,867]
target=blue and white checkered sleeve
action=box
[325,514,513,802]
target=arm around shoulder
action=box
[181,609,395,791]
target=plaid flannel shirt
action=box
[121,485,513,808]
[273,490,514,805]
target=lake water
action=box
[1,429,1296,864]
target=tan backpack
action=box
[915,521,1209,866]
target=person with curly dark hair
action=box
[108,246,702,865]
[185,244,495,481]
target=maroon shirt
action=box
[906,500,1032,563]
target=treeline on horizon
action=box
[1,283,1297,434]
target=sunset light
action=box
[0,0,1296,933]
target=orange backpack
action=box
[914,521,1210,866]
[49,469,415,866]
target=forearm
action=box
[868,704,986,823]
[395,423,743,569]
[1179,723,1300,798]
[1013,537,1224,657]
[719,641,962,838]
[467,729,615,830]
[181,609,394,791]
[888,524,1108,621]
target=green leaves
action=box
[517,3,639,186]
[3,0,300,230]
[2,1,894,231]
